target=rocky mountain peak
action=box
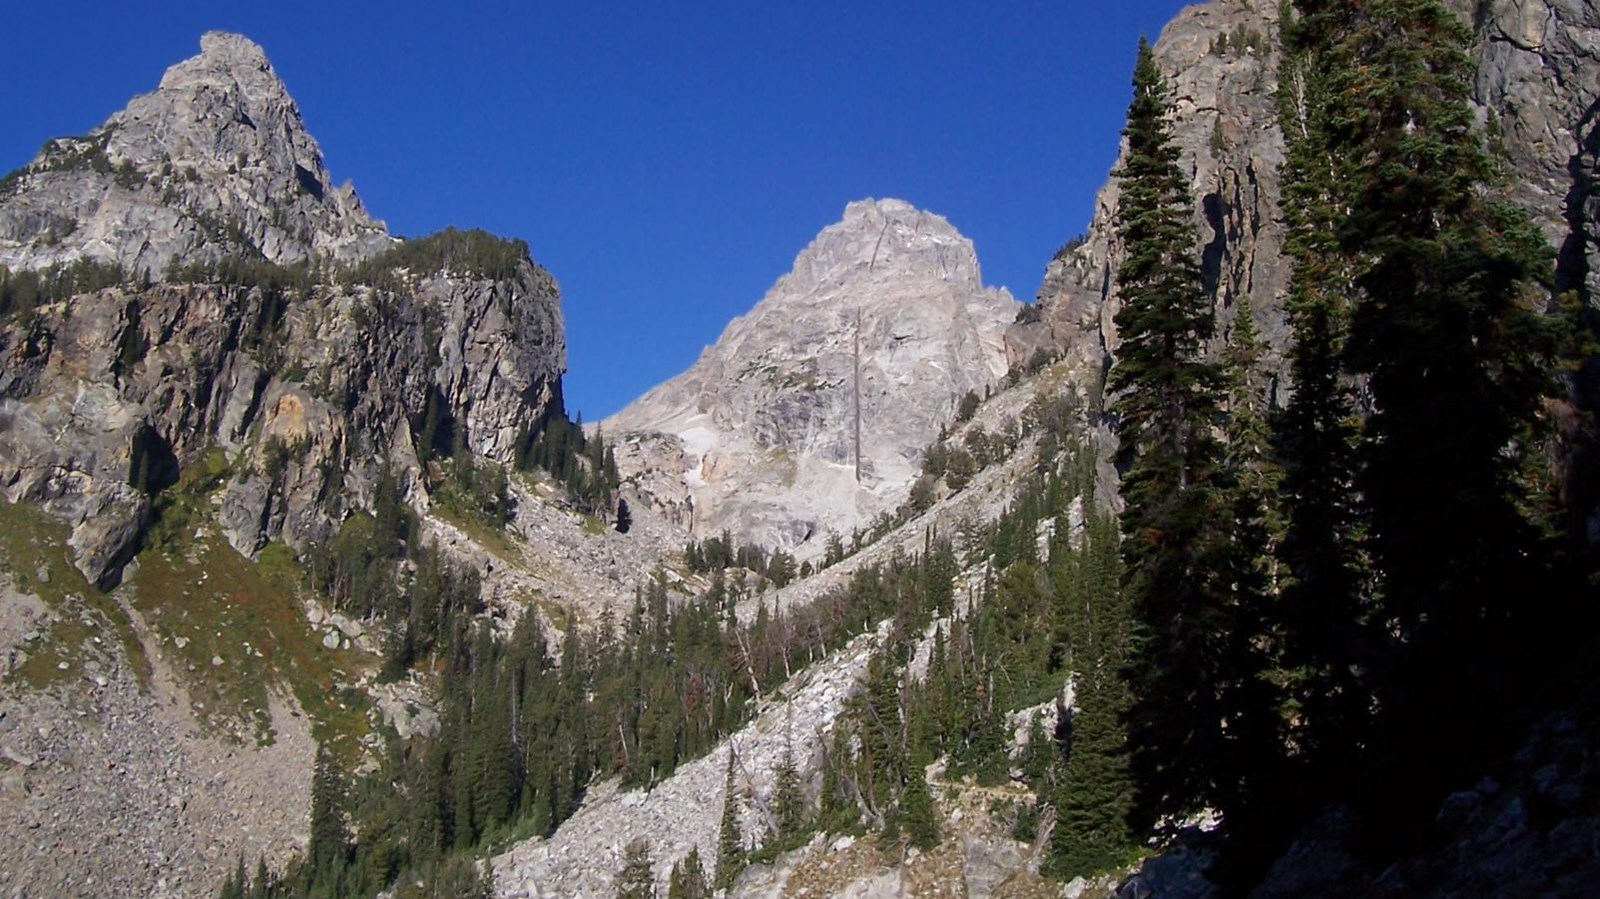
[0,31,391,276]
[111,31,315,178]
[168,31,275,87]
[607,198,1017,554]
[787,197,984,296]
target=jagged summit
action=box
[0,31,391,275]
[794,197,987,290]
[606,197,1017,554]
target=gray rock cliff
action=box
[0,37,566,587]
[1014,0,1600,400]
[1009,1,1288,393]
[0,32,392,277]
[605,198,1018,555]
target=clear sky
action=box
[2,0,1194,419]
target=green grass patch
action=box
[0,499,149,690]
[144,445,231,551]
[580,513,606,536]
[131,527,375,748]
[431,501,524,566]
[126,445,374,751]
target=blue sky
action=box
[2,0,1193,419]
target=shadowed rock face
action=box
[606,198,1018,555]
[0,31,392,277]
[1014,0,1600,398]
[1470,0,1600,306]
[0,257,565,591]
[0,35,565,587]
[1010,0,1600,536]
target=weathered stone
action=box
[0,35,566,583]
[1017,0,1600,528]
[1013,1,1289,393]
[607,198,1017,556]
[0,32,391,276]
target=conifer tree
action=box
[307,745,351,890]
[615,839,655,899]
[1272,0,1373,814]
[1209,293,1290,866]
[1043,501,1136,880]
[1106,37,1242,834]
[249,856,272,899]
[1046,671,1134,879]
[1220,296,1279,587]
[715,748,743,891]
[773,714,805,845]
[220,855,246,899]
[898,738,940,851]
[667,847,710,899]
[1292,0,1563,846]
[425,855,495,899]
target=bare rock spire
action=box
[0,31,393,276]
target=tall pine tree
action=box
[1292,0,1563,850]
[1108,37,1247,835]
[715,747,743,891]
[1272,0,1373,806]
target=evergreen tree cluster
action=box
[682,531,798,588]
[163,254,319,293]
[223,387,1120,899]
[818,432,1134,878]
[342,227,531,289]
[0,258,131,320]
[515,406,622,518]
[431,453,512,531]
[1100,7,1593,888]
[909,420,1011,502]
[236,500,1008,896]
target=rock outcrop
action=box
[0,32,391,276]
[1013,0,1600,401]
[1470,0,1600,307]
[0,256,564,586]
[606,198,1018,555]
[0,37,566,587]
[1253,712,1600,898]
[1009,1,1289,392]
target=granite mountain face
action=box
[0,33,565,588]
[606,197,1018,555]
[1013,0,1600,397]
[0,32,392,277]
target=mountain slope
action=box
[607,197,1018,555]
[0,35,573,898]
